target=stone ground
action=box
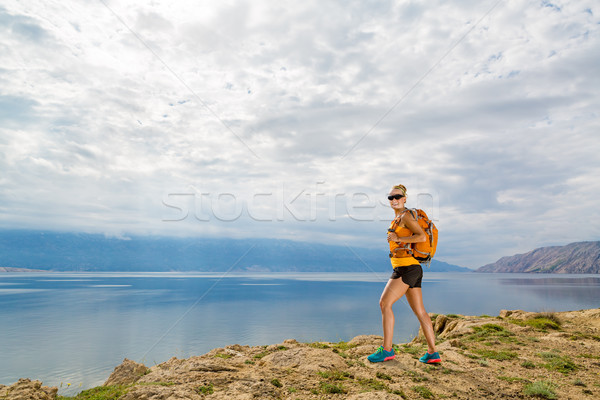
[2,308,599,399]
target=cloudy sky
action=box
[1,0,599,268]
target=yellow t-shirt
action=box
[391,255,420,268]
[389,220,419,268]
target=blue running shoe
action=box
[419,351,441,364]
[367,346,395,363]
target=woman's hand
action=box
[387,232,399,243]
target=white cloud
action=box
[0,0,599,268]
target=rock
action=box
[440,319,460,335]
[503,310,536,320]
[104,358,149,386]
[220,380,279,399]
[348,335,381,347]
[0,378,57,400]
[433,314,449,334]
[261,347,347,372]
[120,384,202,400]
[224,344,247,352]
[265,344,280,352]
[186,360,238,372]
[210,347,245,359]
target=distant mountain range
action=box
[0,230,471,273]
[477,241,600,273]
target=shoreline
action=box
[2,308,599,399]
[0,267,49,272]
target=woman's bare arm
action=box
[388,211,426,244]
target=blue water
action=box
[1,272,599,395]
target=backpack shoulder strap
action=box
[390,209,416,232]
[404,208,418,221]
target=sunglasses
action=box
[387,194,405,201]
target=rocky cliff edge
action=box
[2,308,599,399]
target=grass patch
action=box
[498,376,530,383]
[446,314,463,319]
[473,349,518,361]
[352,360,366,368]
[521,360,536,369]
[535,312,562,325]
[400,344,425,357]
[320,381,346,394]
[577,353,600,359]
[214,353,232,359]
[331,348,350,358]
[573,379,586,387]
[331,343,353,358]
[308,342,330,349]
[270,378,282,388]
[357,378,388,391]
[412,385,434,399]
[539,352,577,374]
[512,313,561,331]
[461,351,480,360]
[58,386,129,400]
[332,340,357,351]
[196,383,215,394]
[253,351,270,359]
[196,383,214,395]
[406,370,429,382]
[376,372,392,381]
[466,324,515,343]
[526,318,561,330]
[249,345,288,360]
[523,381,557,399]
[473,324,512,335]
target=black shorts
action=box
[390,264,423,288]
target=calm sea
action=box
[1,272,599,395]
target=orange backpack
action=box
[389,208,438,265]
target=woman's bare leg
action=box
[379,278,410,350]
[405,287,437,353]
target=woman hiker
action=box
[367,184,441,364]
